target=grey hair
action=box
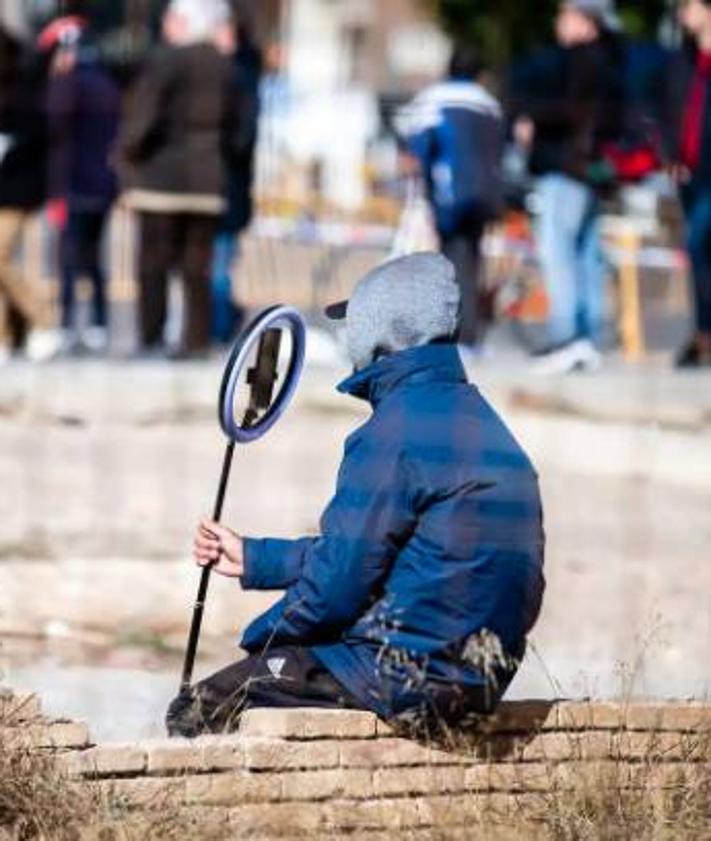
[166,0,231,44]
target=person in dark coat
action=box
[510,0,625,375]
[44,18,120,353]
[0,25,61,364]
[666,0,711,368]
[167,252,545,737]
[210,14,262,343]
[119,0,242,358]
[396,45,504,349]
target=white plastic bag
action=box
[390,178,439,258]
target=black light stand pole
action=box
[179,437,237,693]
[178,327,282,695]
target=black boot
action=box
[675,337,711,369]
[166,689,206,738]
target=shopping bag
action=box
[390,178,439,258]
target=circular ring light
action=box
[218,305,307,443]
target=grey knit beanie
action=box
[326,252,461,371]
[565,0,622,31]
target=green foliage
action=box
[422,0,672,66]
[619,1,670,38]
[421,0,558,65]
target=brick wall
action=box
[2,687,709,837]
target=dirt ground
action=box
[1,357,710,737]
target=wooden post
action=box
[618,227,645,362]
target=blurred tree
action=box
[422,0,672,66]
[619,0,671,38]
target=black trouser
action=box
[138,211,217,352]
[440,212,488,346]
[166,646,365,738]
[681,181,711,335]
[59,208,111,330]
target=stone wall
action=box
[2,688,709,837]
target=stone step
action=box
[1,719,92,749]
[239,708,379,740]
[94,760,710,806]
[238,702,711,739]
[59,727,709,782]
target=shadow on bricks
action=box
[384,699,558,762]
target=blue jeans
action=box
[211,232,240,343]
[681,182,711,335]
[537,174,604,346]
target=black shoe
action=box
[166,689,203,738]
[675,339,711,369]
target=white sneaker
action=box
[26,328,62,363]
[532,339,602,376]
[81,326,109,353]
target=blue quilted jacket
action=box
[240,343,545,719]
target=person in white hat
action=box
[119,0,241,359]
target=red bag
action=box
[601,140,661,183]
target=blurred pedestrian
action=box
[44,16,120,354]
[668,0,711,368]
[0,25,61,364]
[511,0,625,374]
[211,10,262,344]
[397,45,504,349]
[119,0,242,359]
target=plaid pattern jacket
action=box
[241,343,545,719]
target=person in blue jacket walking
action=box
[396,45,504,348]
[167,252,545,737]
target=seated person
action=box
[167,252,545,737]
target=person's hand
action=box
[193,518,244,578]
[513,116,535,150]
[398,151,420,178]
[668,162,691,185]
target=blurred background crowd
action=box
[1,0,711,372]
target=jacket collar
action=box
[337,343,467,406]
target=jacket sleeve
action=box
[221,64,255,166]
[240,424,417,653]
[508,48,571,129]
[241,537,316,590]
[406,126,437,176]
[119,52,170,164]
[46,73,75,201]
[663,51,689,165]
[394,92,438,173]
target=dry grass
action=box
[0,743,223,841]
[0,740,93,840]
[539,750,711,840]
[391,702,710,841]
[0,715,217,841]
